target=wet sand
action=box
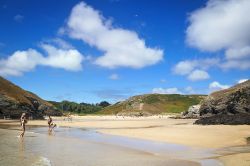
[0,116,250,166]
[0,127,200,166]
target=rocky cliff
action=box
[0,76,62,119]
[195,80,250,125]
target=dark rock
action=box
[195,113,250,125]
[195,80,250,125]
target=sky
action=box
[0,0,249,103]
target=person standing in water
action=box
[48,115,52,129]
[19,113,27,137]
[48,115,56,132]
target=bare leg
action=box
[19,124,25,137]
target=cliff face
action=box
[0,76,62,119]
[195,80,250,124]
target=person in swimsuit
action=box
[19,113,27,137]
[48,115,56,132]
[48,115,52,129]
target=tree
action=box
[98,101,111,107]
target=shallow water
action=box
[1,125,246,166]
[0,127,201,166]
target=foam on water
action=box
[32,156,52,166]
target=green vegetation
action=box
[49,94,206,115]
[48,100,110,115]
[143,95,160,104]
[100,94,206,115]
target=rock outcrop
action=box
[181,105,201,118]
[0,76,62,119]
[195,80,250,125]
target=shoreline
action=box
[1,115,249,148]
[1,116,250,166]
[0,126,201,166]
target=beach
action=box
[0,116,250,166]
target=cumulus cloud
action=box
[225,46,250,60]
[173,58,218,81]
[220,59,250,70]
[109,73,119,80]
[40,44,84,71]
[238,78,248,84]
[0,49,43,76]
[51,38,74,49]
[187,0,250,53]
[186,0,250,70]
[152,87,182,94]
[63,2,163,68]
[0,44,84,76]
[187,69,210,81]
[209,81,230,92]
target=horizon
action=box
[0,0,249,103]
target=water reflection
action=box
[18,138,25,161]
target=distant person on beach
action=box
[19,113,27,137]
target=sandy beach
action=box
[0,116,250,166]
[1,116,249,148]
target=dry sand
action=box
[218,153,250,166]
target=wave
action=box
[32,156,52,166]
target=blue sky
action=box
[0,0,249,103]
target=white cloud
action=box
[209,81,230,92]
[220,59,250,70]
[188,69,210,81]
[186,0,250,70]
[51,38,74,49]
[173,58,218,81]
[109,73,119,80]
[152,87,182,94]
[40,44,84,71]
[0,44,84,76]
[0,49,43,76]
[173,60,196,75]
[225,46,250,60]
[238,78,248,84]
[63,2,163,69]
[187,0,250,53]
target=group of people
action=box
[19,113,56,138]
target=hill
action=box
[0,76,62,119]
[99,94,206,116]
[195,80,250,125]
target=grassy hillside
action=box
[98,94,206,115]
[0,76,62,118]
[0,76,53,106]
